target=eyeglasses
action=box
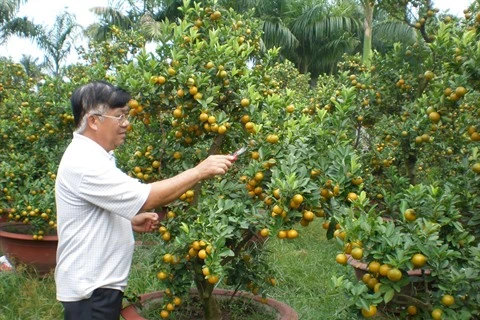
[92,113,130,125]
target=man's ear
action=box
[87,114,99,131]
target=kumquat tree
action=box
[108,2,363,319]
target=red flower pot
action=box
[121,288,298,320]
[0,222,58,275]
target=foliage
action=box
[325,2,480,318]
[0,60,75,236]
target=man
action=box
[55,81,234,319]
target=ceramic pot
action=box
[0,222,58,275]
[121,288,298,320]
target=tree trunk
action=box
[362,1,374,67]
[193,263,222,320]
[202,292,221,320]
[190,135,225,320]
[405,153,417,185]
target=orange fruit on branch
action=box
[407,305,417,315]
[336,253,348,265]
[441,294,455,307]
[240,98,250,107]
[387,268,403,282]
[347,192,358,202]
[431,308,443,320]
[411,253,427,268]
[287,229,298,239]
[350,247,363,260]
[361,305,377,318]
[429,111,441,123]
[404,208,416,221]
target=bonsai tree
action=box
[103,1,362,319]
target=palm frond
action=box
[292,16,361,45]
[372,20,417,52]
[151,0,183,21]
[373,20,416,43]
[262,20,299,52]
[90,6,133,29]
[0,0,25,24]
[0,16,38,44]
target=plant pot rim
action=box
[121,288,298,320]
[0,222,58,241]
[347,255,431,276]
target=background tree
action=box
[359,0,418,66]
[0,0,37,45]
[87,1,134,42]
[19,54,44,79]
[33,11,81,76]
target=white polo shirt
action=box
[55,133,151,302]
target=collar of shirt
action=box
[72,132,116,163]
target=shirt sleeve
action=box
[78,164,151,220]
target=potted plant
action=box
[323,2,480,318]
[0,60,78,274]
[88,1,365,319]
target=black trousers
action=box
[62,288,123,320]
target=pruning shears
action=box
[231,146,247,161]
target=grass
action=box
[265,220,357,319]
[0,266,62,320]
[0,219,358,319]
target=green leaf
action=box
[384,288,395,303]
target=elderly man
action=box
[55,80,234,320]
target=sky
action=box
[0,0,474,65]
[0,0,110,64]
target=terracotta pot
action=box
[347,255,431,280]
[121,288,298,320]
[0,222,58,275]
[347,255,434,313]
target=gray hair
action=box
[70,81,131,131]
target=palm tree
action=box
[19,54,44,78]
[374,0,435,43]
[360,0,418,66]
[86,1,135,42]
[218,0,361,80]
[33,11,82,76]
[83,0,417,81]
[287,0,362,77]
[361,0,374,66]
[86,0,175,42]
[0,0,23,24]
[0,0,38,45]
[371,8,417,53]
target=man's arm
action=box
[140,154,234,212]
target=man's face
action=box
[94,106,130,151]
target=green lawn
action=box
[265,220,357,319]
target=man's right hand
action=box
[194,154,235,180]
